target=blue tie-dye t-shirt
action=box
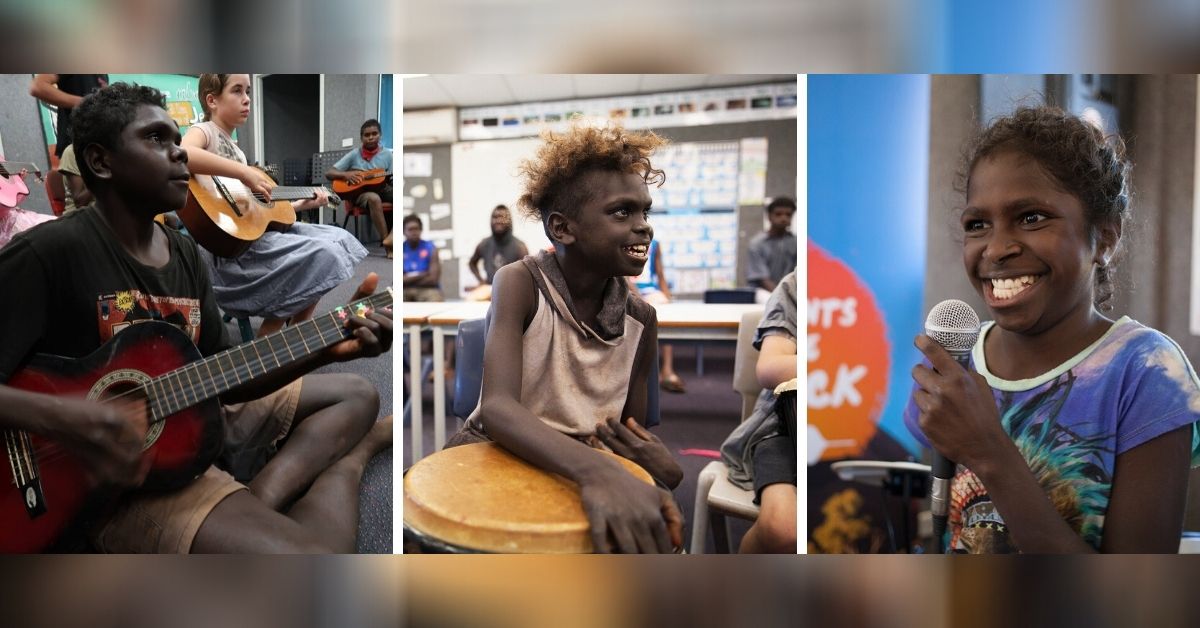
[904,317,1200,553]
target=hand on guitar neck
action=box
[0,160,44,209]
[324,271,393,363]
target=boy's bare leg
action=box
[289,302,319,324]
[248,373,380,511]
[361,192,389,244]
[257,301,319,338]
[192,416,393,553]
[258,317,286,337]
[737,483,797,554]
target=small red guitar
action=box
[330,168,389,196]
[0,160,44,209]
[0,288,392,553]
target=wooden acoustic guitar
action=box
[0,288,392,553]
[0,160,44,209]
[178,170,341,258]
[330,168,389,196]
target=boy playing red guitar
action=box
[0,83,392,553]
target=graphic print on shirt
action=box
[950,370,1113,553]
[95,289,203,345]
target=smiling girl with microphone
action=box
[905,107,1200,553]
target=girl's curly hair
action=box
[517,123,667,228]
[962,106,1132,309]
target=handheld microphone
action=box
[924,299,981,550]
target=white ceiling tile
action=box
[502,74,577,103]
[435,74,517,107]
[402,75,454,109]
[572,74,643,98]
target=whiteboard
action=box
[450,138,553,275]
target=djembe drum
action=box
[403,442,655,553]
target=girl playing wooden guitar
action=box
[182,74,368,337]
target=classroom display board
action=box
[36,74,205,167]
[459,82,797,141]
[649,138,767,292]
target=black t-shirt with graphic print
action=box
[0,207,230,383]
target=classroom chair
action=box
[689,309,764,554]
[341,198,392,244]
[45,169,66,217]
[453,317,661,429]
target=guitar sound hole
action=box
[89,371,162,450]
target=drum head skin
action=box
[403,442,654,553]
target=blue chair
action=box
[453,318,660,428]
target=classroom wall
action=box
[261,74,320,168]
[655,118,798,289]
[431,115,797,297]
[0,73,54,216]
[323,74,380,153]
[239,74,380,184]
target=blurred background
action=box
[0,1,1196,73]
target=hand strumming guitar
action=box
[42,395,152,491]
[325,271,393,363]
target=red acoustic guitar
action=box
[1,288,392,553]
[0,160,44,209]
[178,170,341,258]
[330,168,389,196]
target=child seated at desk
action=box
[445,122,685,553]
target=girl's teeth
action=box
[990,275,1039,300]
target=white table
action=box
[402,302,455,463]
[412,301,758,461]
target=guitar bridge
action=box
[213,176,244,217]
[5,430,47,519]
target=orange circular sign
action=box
[807,240,890,462]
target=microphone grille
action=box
[925,299,981,353]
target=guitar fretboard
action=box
[146,290,392,422]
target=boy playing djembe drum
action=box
[446,122,685,553]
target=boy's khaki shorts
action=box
[90,378,303,553]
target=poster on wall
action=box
[648,139,763,293]
[36,74,205,168]
[459,82,797,141]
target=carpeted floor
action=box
[222,241,394,554]
[402,341,752,553]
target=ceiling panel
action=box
[402,74,797,110]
